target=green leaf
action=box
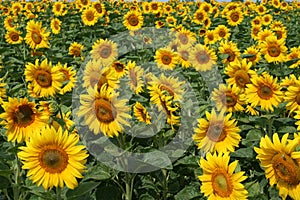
[82,164,113,182]
[174,155,198,167]
[231,148,253,158]
[244,181,261,197]
[66,181,100,200]
[139,193,155,200]
[95,183,122,200]
[277,126,297,134]
[0,176,10,189]
[174,182,201,200]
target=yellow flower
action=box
[91,39,118,67]
[219,40,241,65]
[214,25,231,40]
[190,44,217,71]
[199,152,248,199]
[25,20,50,49]
[260,35,287,63]
[133,102,151,124]
[57,62,77,95]
[5,29,23,44]
[212,84,245,113]
[154,48,179,71]
[254,133,300,200]
[0,97,48,143]
[69,42,84,58]
[81,7,98,26]
[243,46,261,66]
[226,9,244,26]
[123,11,143,31]
[204,30,218,45]
[244,72,282,112]
[50,18,61,34]
[193,109,241,153]
[25,59,64,98]
[127,61,144,94]
[17,126,88,190]
[77,86,131,137]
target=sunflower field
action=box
[1,0,300,199]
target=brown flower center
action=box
[180,51,189,61]
[71,47,81,57]
[112,62,125,72]
[31,31,42,44]
[211,169,233,197]
[11,32,19,42]
[159,84,174,97]
[60,69,70,81]
[55,4,61,12]
[223,92,237,108]
[207,121,226,142]
[268,44,281,57]
[94,4,103,14]
[272,153,300,185]
[98,45,112,59]
[218,30,226,38]
[34,70,52,87]
[13,105,35,127]
[39,146,69,173]
[225,49,236,62]
[257,84,273,100]
[128,14,139,26]
[296,93,300,105]
[86,11,94,21]
[97,74,108,91]
[247,52,257,62]
[178,33,188,45]
[94,98,116,123]
[230,12,239,22]
[196,12,204,21]
[234,70,251,88]
[196,50,210,64]
[129,70,138,87]
[161,54,172,65]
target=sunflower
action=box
[150,2,161,14]
[257,29,275,44]
[244,72,282,112]
[212,84,245,113]
[273,27,287,41]
[25,20,50,49]
[284,78,300,114]
[50,18,61,34]
[214,25,230,40]
[25,59,64,98]
[11,2,23,15]
[155,21,165,29]
[262,14,273,26]
[50,111,75,132]
[93,2,106,18]
[127,61,144,94]
[174,27,196,48]
[243,46,261,66]
[123,11,143,31]
[251,16,262,27]
[177,46,192,69]
[154,48,179,71]
[69,42,84,58]
[91,39,118,67]
[0,97,48,143]
[193,109,241,153]
[83,59,118,91]
[260,35,287,63]
[204,30,218,45]
[110,61,127,79]
[256,4,267,15]
[254,133,300,199]
[147,73,185,102]
[219,40,241,65]
[5,29,23,45]
[166,16,177,27]
[287,47,300,69]
[17,126,88,190]
[0,79,7,104]
[198,152,248,199]
[189,44,217,72]
[77,86,131,137]
[56,63,77,95]
[251,25,262,40]
[192,10,207,24]
[226,9,244,26]
[81,7,98,26]
[149,85,180,128]
[52,2,67,16]
[133,102,151,124]
[4,16,18,30]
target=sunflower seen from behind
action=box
[0,97,48,143]
[254,133,300,199]
[25,59,64,98]
[17,126,88,190]
[198,152,248,199]
[193,109,241,153]
[244,72,282,112]
[77,85,131,137]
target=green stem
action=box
[125,174,136,200]
[13,144,20,200]
[267,118,273,138]
[162,169,168,200]
[56,187,62,200]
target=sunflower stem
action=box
[267,118,274,138]
[13,143,20,200]
[56,187,62,200]
[125,173,136,200]
[162,169,168,200]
